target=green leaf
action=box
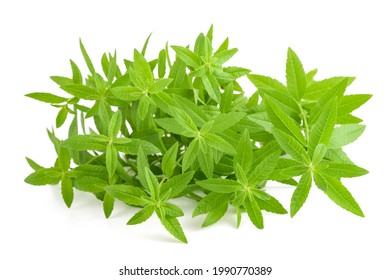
[133,49,153,88]
[50,76,73,86]
[149,78,173,94]
[144,167,159,199]
[61,175,74,208]
[286,48,306,100]
[263,96,305,145]
[312,144,327,165]
[322,175,364,217]
[202,74,221,102]
[202,133,236,154]
[107,51,117,85]
[272,127,309,164]
[247,74,287,93]
[290,171,312,217]
[155,118,194,137]
[162,203,184,217]
[232,192,246,207]
[160,216,188,243]
[25,92,67,104]
[105,184,146,206]
[182,139,199,171]
[70,60,83,84]
[56,106,68,128]
[169,107,198,135]
[138,95,150,120]
[160,171,195,198]
[210,112,246,133]
[106,144,117,178]
[25,157,44,171]
[328,124,365,149]
[196,178,241,193]
[171,45,200,68]
[234,129,253,174]
[162,142,178,177]
[103,193,115,218]
[62,135,108,151]
[202,203,228,228]
[73,176,106,193]
[318,163,368,178]
[58,147,71,171]
[127,205,154,225]
[248,151,280,187]
[235,163,248,186]
[111,86,143,102]
[73,165,108,179]
[308,98,338,157]
[305,76,354,100]
[115,139,160,155]
[325,148,354,164]
[213,48,238,64]
[79,39,95,75]
[61,84,99,100]
[310,79,347,122]
[198,147,214,178]
[243,198,264,229]
[137,148,149,189]
[158,49,167,78]
[338,94,372,117]
[220,82,234,113]
[255,195,287,214]
[193,192,232,217]
[108,111,122,138]
[24,168,61,186]
[271,158,308,180]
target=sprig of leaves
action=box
[25,26,370,243]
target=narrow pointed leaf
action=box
[162,142,178,177]
[61,84,100,100]
[61,175,73,208]
[171,46,200,68]
[25,92,68,104]
[160,171,195,198]
[133,49,153,88]
[263,96,305,145]
[108,111,122,138]
[196,178,241,193]
[234,129,253,174]
[328,124,365,149]
[127,205,154,225]
[290,171,312,217]
[318,163,368,178]
[182,139,199,171]
[211,112,246,133]
[144,167,159,199]
[244,198,264,229]
[286,48,306,100]
[308,98,338,157]
[105,184,147,206]
[79,39,95,74]
[323,175,364,217]
[202,203,228,228]
[103,193,115,218]
[149,78,173,94]
[248,151,280,187]
[160,216,188,243]
[202,133,236,155]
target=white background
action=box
[1,0,389,279]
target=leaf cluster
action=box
[25,26,370,243]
